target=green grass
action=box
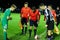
[0,13,60,40]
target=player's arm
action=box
[37,12,40,21]
[28,8,31,17]
[7,13,12,20]
[37,10,41,21]
[29,11,31,20]
[5,9,12,20]
[44,14,46,21]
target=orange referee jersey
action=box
[29,9,40,21]
[21,7,31,19]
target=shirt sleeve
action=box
[21,8,23,14]
[29,8,32,16]
[36,10,40,20]
[5,9,10,17]
[29,9,32,19]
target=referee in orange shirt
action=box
[20,2,31,35]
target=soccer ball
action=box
[34,35,39,40]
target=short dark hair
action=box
[11,4,17,8]
[24,2,28,4]
[32,6,36,10]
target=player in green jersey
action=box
[1,4,16,40]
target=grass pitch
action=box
[0,13,60,40]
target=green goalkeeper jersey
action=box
[2,8,11,27]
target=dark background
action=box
[0,0,60,12]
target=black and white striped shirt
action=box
[44,8,54,22]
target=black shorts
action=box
[30,20,38,27]
[21,18,28,25]
[47,20,54,30]
[56,17,60,26]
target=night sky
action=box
[0,0,60,9]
